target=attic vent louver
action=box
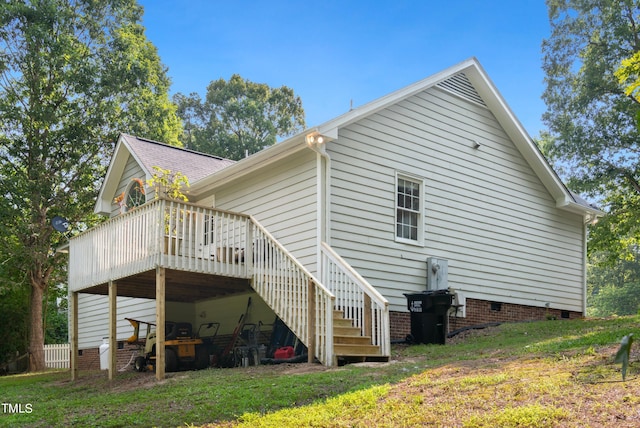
[436,72,487,107]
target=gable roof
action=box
[94,134,235,214]
[189,57,601,218]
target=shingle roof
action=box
[122,134,235,184]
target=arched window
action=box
[124,178,146,211]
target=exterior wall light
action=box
[306,132,325,147]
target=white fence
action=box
[45,343,70,369]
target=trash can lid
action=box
[404,289,451,297]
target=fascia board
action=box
[317,58,479,135]
[462,64,584,213]
[94,135,129,215]
[557,198,605,217]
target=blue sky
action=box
[138,1,551,138]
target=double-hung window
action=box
[395,173,423,244]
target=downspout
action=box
[306,132,332,278]
[582,222,588,316]
[582,213,597,316]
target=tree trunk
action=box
[29,280,46,372]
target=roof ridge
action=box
[123,133,235,163]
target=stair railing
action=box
[320,242,390,356]
[249,217,335,366]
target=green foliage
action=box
[44,284,67,344]
[0,0,182,370]
[616,50,640,100]
[542,1,640,259]
[147,166,189,202]
[614,333,634,381]
[587,251,640,316]
[174,74,306,160]
[0,286,28,365]
[588,281,640,317]
[543,1,640,318]
[586,188,640,262]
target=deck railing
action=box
[69,199,251,291]
[320,242,390,356]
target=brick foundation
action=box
[76,342,141,371]
[390,298,582,341]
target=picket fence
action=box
[44,343,70,369]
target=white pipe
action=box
[306,136,332,277]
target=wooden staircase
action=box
[332,311,389,364]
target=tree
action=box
[542,1,640,315]
[174,74,306,160]
[0,0,182,371]
[542,2,640,249]
[543,0,640,194]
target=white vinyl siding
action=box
[329,85,585,313]
[77,294,156,350]
[201,150,318,272]
[110,156,146,218]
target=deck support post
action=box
[108,280,117,380]
[70,291,78,381]
[363,294,372,341]
[155,266,166,380]
[307,279,316,363]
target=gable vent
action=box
[436,72,487,107]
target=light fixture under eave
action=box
[584,213,599,225]
[305,132,325,147]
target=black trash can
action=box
[404,290,454,345]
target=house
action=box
[67,57,601,380]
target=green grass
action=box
[1,316,639,427]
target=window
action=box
[124,178,146,211]
[395,173,423,244]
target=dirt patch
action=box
[446,324,503,344]
[54,360,334,394]
[240,361,331,376]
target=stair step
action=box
[333,326,362,336]
[334,335,372,345]
[334,343,381,356]
[333,318,354,328]
[332,311,384,358]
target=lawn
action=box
[1,316,639,427]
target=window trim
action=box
[123,178,146,212]
[394,172,424,246]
